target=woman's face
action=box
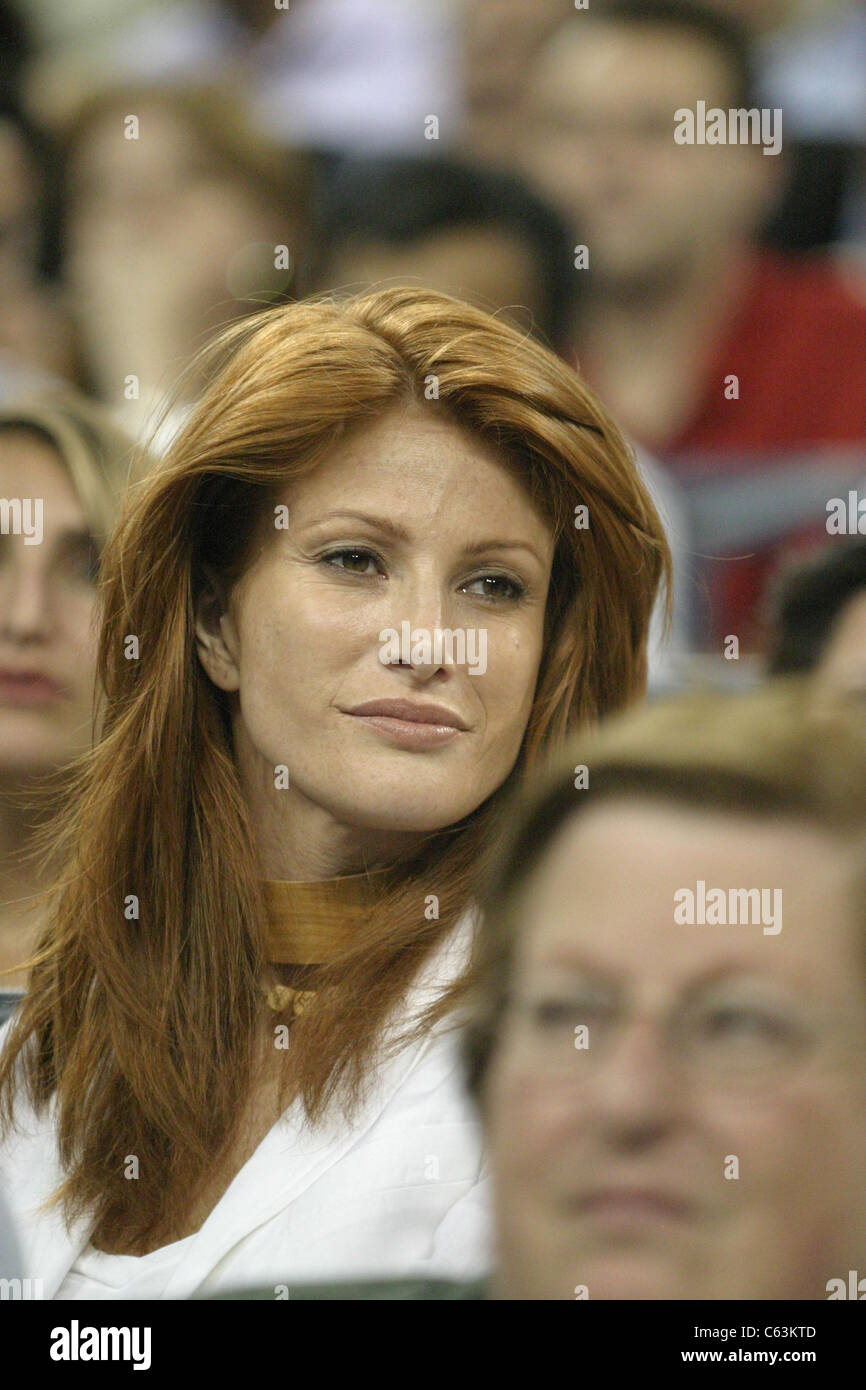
[196,403,557,865]
[0,431,100,780]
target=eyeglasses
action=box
[502,983,841,1090]
[533,112,683,145]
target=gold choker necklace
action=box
[261,868,392,1015]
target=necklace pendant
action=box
[264,982,317,1016]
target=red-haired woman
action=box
[0,288,670,1298]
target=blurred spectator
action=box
[519,0,866,652]
[464,679,866,1299]
[520,1,866,454]
[767,537,866,699]
[26,0,459,156]
[305,155,576,349]
[58,83,312,436]
[0,391,135,1022]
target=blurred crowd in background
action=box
[2,0,866,669]
[4,0,866,1307]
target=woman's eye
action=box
[462,574,525,602]
[529,997,611,1030]
[530,999,577,1030]
[60,540,100,586]
[700,1006,796,1049]
[321,548,382,576]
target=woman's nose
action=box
[590,1017,685,1145]
[382,572,454,674]
[0,559,53,641]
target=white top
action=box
[1,914,492,1300]
[56,1233,197,1301]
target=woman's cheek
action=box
[482,633,541,730]
[490,1054,582,1178]
[65,598,99,699]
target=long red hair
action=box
[0,288,671,1249]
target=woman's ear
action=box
[194,566,241,692]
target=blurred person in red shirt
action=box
[520,0,866,457]
[518,0,866,652]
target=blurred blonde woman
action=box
[0,391,134,1023]
[0,288,671,1297]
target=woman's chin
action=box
[325,792,482,838]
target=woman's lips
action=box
[0,671,66,707]
[347,713,462,748]
[575,1190,694,1229]
[344,699,467,749]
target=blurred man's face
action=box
[485,797,866,1299]
[521,22,774,288]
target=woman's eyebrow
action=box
[461,538,547,564]
[57,525,96,544]
[305,509,410,540]
[532,945,622,981]
[26,524,96,552]
[307,511,546,564]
